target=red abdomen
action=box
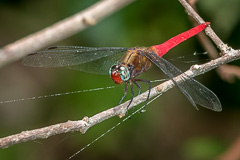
[150,22,210,57]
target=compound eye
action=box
[119,66,130,81]
[109,65,123,84]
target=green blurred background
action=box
[1,0,240,159]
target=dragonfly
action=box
[22,22,222,112]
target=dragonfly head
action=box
[109,65,130,84]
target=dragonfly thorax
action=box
[109,65,130,84]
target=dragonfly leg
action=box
[131,80,143,114]
[118,81,137,116]
[127,81,135,116]
[133,81,142,96]
[119,82,129,105]
[134,79,151,112]
[119,82,134,116]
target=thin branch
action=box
[178,0,230,54]
[0,48,240,149]
[0,0,135,67]
[186,4,220,59]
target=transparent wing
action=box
[22,46,128,67]
[143,52,222,112]
[22,46,128,74]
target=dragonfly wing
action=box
[67,51,125,75]
[143,52,222,112]
[22,46,128,68]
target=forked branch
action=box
[0,0,239,150]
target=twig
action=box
[0,48,240,149]
[187,0,219,59]
[0,0,135,67]
[178,0,230,54]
